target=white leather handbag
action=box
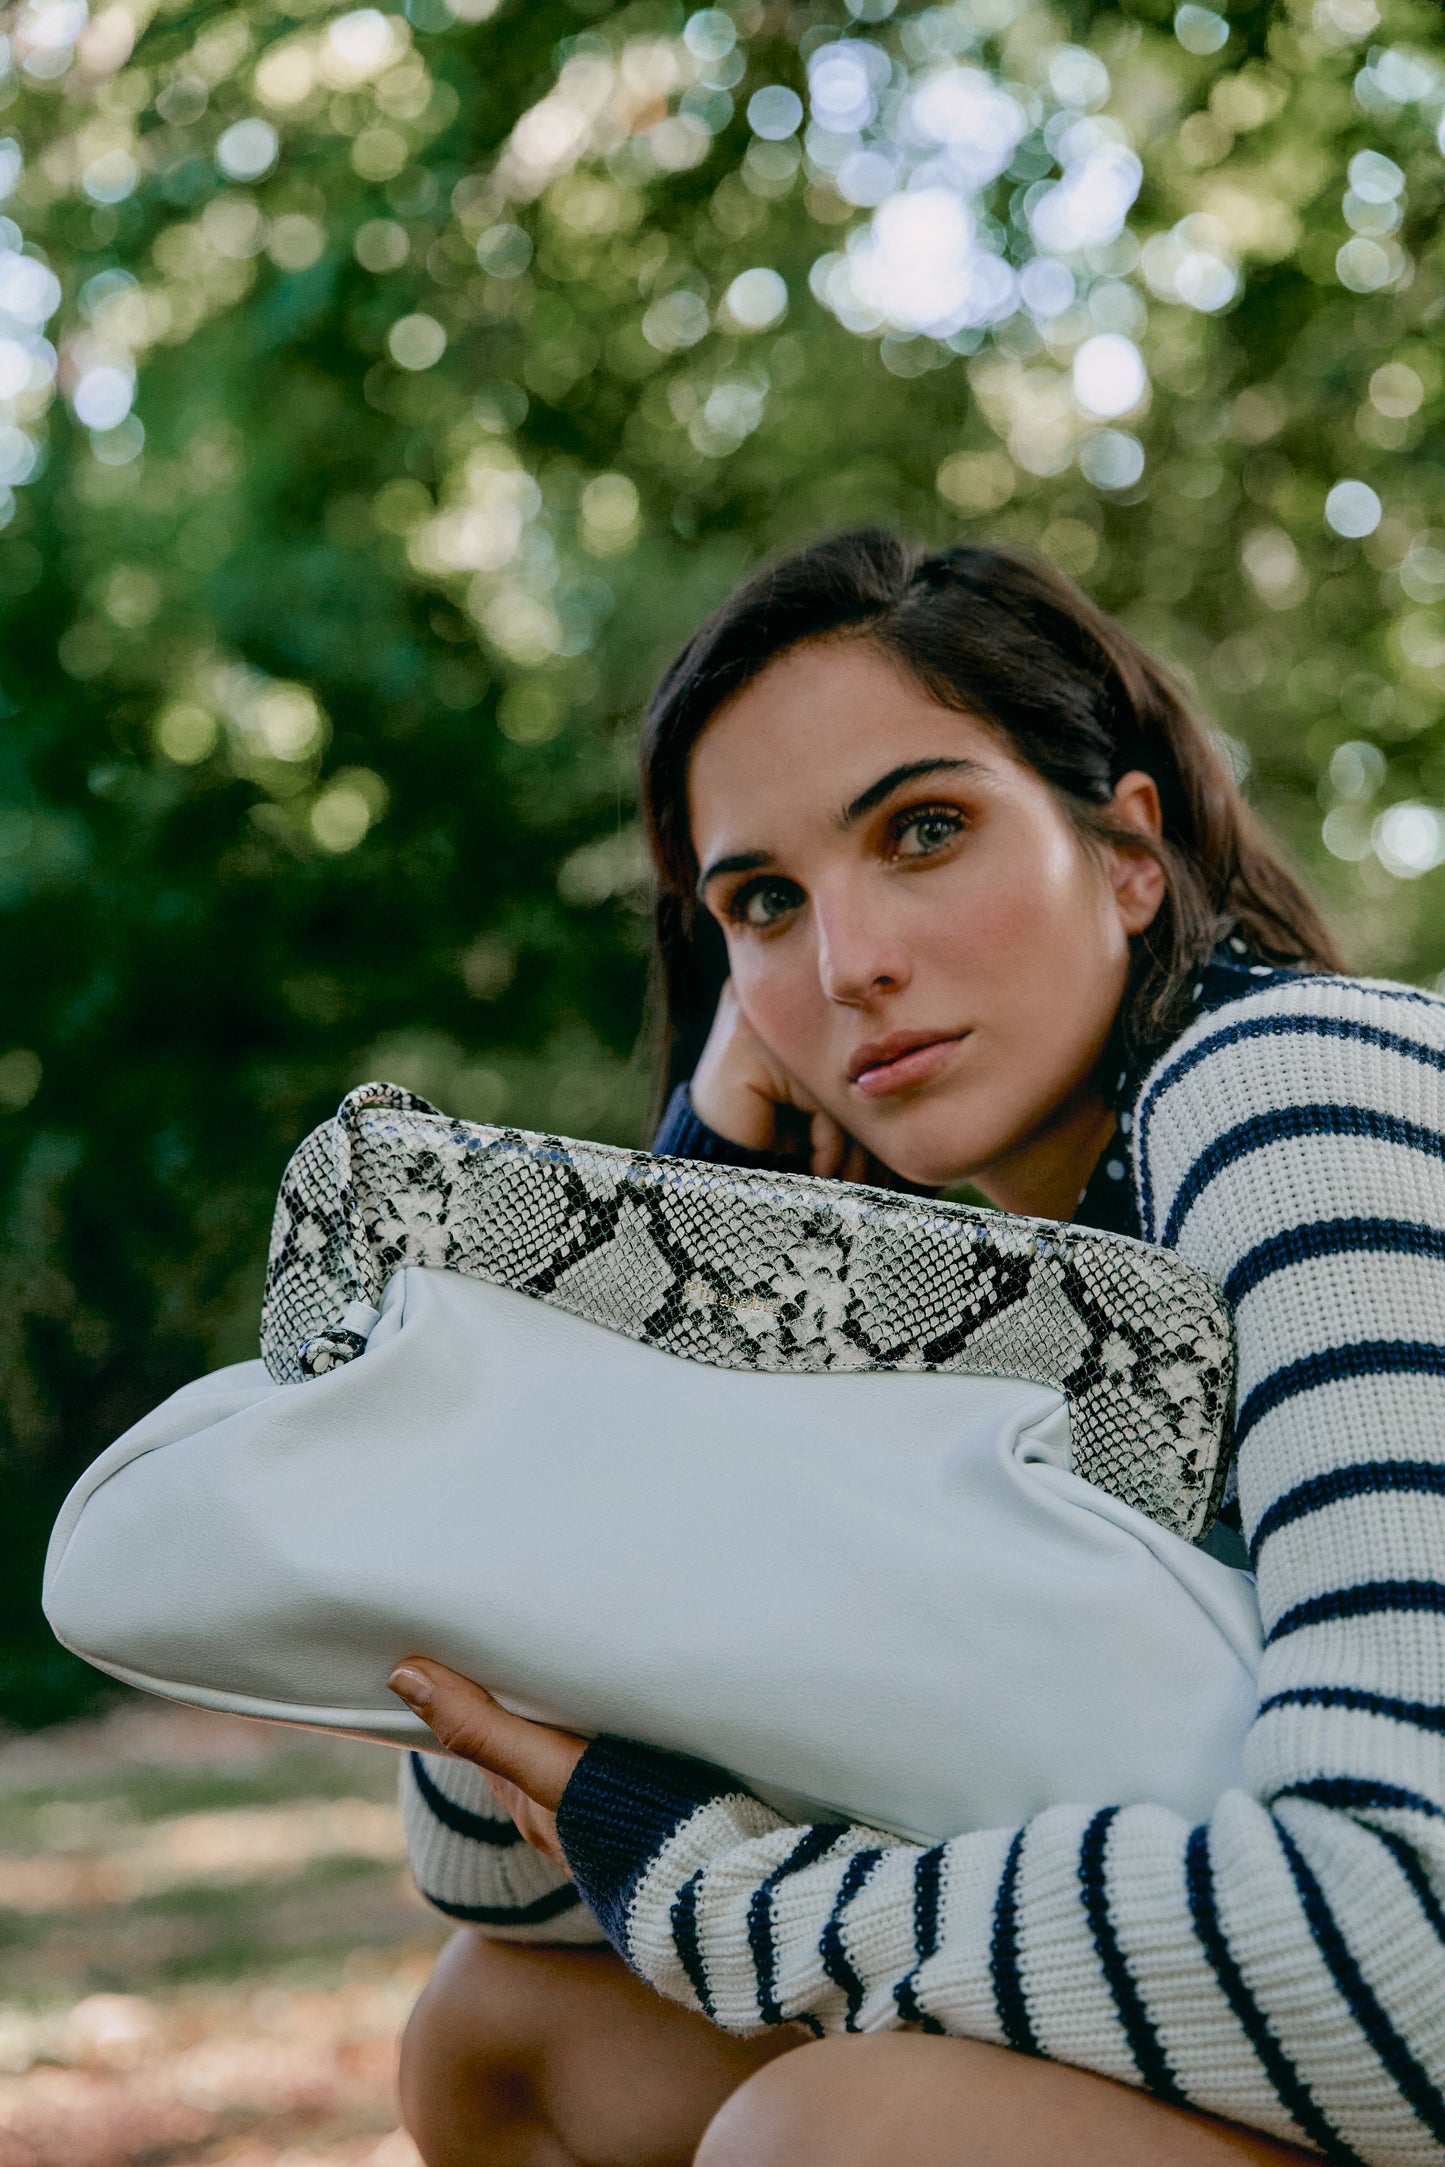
[44,1083,1260,1844]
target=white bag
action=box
[43,1086,1260,1843]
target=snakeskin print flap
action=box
[262,1082,1235,1543]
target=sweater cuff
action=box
[650,1083,786,1172]
[555,1736,742,1954]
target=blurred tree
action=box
[3,0,1444,1723]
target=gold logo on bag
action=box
[683,1277,780,1317]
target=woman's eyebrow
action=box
[840,757,985,827]
[696,758,984,895]
[695,848,771,899]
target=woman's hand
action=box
[388,1659,587,1871]
[691,981,888,1184]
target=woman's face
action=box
[687,637,1166,1204]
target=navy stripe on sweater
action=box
[671,1869,715,2020]
[1250,1460,1445,1564]
[1277,1777,1445,1824]
[893,1843,947,2033]
[990,1828,1040,2058]
[1259,1683,1445,1736]
[747,1824,841,2029]
[1159,1106,1445,1248]
[1235,1341,1445,1451]
[1266,1579,1445,1646]
[1079,1807,1188,2107]
[417,1881,582,1927]
[819,1849,885,2031]
[409,1753,525,1845]
[1223,1216,1445,1308]
[1374,1827,1445,1952]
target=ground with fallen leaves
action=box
[0,1692,451,2166]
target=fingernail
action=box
[388,1664,432,1711]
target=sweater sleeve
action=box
[400,1749,606,1943]
[651,1083,794,1171]
[555,977,1445,2166]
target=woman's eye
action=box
[728,878,802,929]
[894,807,964,858]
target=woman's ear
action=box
[1103,769,1167,936]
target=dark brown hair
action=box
[640,527,1340,1118]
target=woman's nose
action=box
[814,894,910,1005]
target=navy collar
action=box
[1072,938,1306,1240]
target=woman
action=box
[390,533,1445,2166]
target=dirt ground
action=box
[0,1691,452,2166]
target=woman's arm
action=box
[545,978,1445,2163]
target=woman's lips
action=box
[851,1035,965,1098]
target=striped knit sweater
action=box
[400,971,1445,2165]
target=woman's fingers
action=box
[809,1112,890,1187]
[808,1109,849,1178]
[388,1660,587,1812]
[836,1135,872,1185]
[482,1770,574,1871]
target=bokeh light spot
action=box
[579,472,640,556]
[684,10,737,63]
[216,119,280,183]
[1348,149,1405,203]
[1174,5,1229,55]
[641,288,710,353]
[1030,143,1142,256]
[310,769,388,852]
[82,151,138,206]
[1325,478,1381,537]
[1369,361,1422,417]
[1018,258,1075,319]
[155,704,220,764]
[497,680,565,743]
[355,218,409,272]
[808,41,884,134]
[476,224,533,279]
[748,86,803,141]
[328,9,398,76]
[1373,801,1445,879]
[1330,740,1386,800]
[351,127,408,183]
[0,254,60,325]
[387,313,446,371]
[268,215,325,272]
[73,365,134,431]
[936,448,1015,512]
[0,1048,41,1111]
[1079,430,1145,489]
[722,267,787,330]
[1336,236,1398,292]
[1072,334,1147,419]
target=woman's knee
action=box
[400,1929,792,2167]
[399,1930,615,2163]
[694,2037,889,2167]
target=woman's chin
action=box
[866,1110,1003,1196]
[874,1138,985,1194]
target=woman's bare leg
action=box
[398,1929,795,2167]
[696,2034,1323,2167]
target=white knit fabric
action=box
[402,975,1445,2164]
[399,1747,604,1943]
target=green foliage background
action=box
[3,0,1444,1724]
